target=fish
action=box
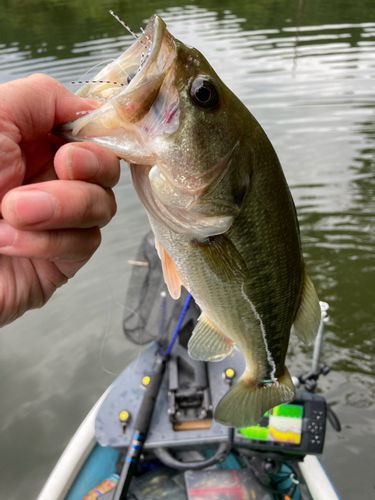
[55,14,322,427]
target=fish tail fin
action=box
[214,367,295,428]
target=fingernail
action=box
[0,222,16,247]
[68,145,101,180]
[10,190,57,225]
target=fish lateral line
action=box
[243,379,280,388]
[241,283,277,382]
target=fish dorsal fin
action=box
[155,239,182,300]
[192,234,248,283]
[188,313,234,361]
[291,268,321,345]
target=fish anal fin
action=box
[188,314,234,362]
[214,367,295,428]
[191,234,248,283]
[155,239,182,300]
[292,269,321,346]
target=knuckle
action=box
[35,230,68,260]
[36,228,102,261]
[69,183,117,228]
[74,183,94,222]
[36,230,55,257]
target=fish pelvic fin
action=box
[214,367,295,428]
[291,268,321,346]
[155,239,182,299]
[188,314,234,362]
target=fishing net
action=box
[122,231,200,349]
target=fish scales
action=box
[225,128,305,372]
[55,14,321,427]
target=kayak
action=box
[37,233,342,500]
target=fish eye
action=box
[190,78,219,109]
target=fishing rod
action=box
[112,293,192,500]
[112,351,167,500]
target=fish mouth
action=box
[54,15,178,158]
[75,15,168,105]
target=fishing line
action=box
[109,10,149,49]
[292,0,306,75]
[140,27,151,44]
[98,269,117,376]
[94,260,145,377]
[74,53,131,89]
[83,59,116,76]
[157,291,167,341]
[70,80,125,86]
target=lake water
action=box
[0,1,374,498]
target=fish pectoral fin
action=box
[291,268,321,346]
[191,234,248,283]
[188,314,234,362]
[214,367,295,428]
[155,239,182,300]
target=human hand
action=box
[0,74,120,327]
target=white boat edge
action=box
[299,455,341,500]
[37,388,110,500]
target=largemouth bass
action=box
[56,14,321,427]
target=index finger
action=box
[0,73,99,143]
